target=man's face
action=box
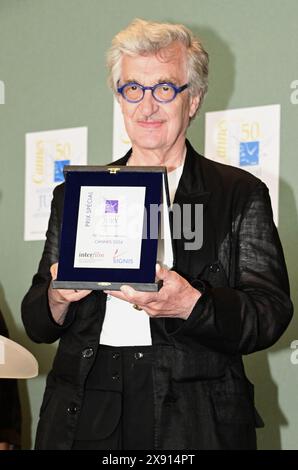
[118,43,200,154]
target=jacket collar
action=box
[112,149,132,166]
[173,139,210,205]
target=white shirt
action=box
[99,163,184,346]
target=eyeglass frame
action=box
[117,81,189,103]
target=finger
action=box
[52,288,91,303]
[155,263,169,281]
[50,263,59,280]
[104,290,130,302]
[68,290,91,301]
[120,285,137,298]
[76,289,92,297]
[120,285,158,305]
[105,288,154,306]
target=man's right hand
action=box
[48,263,91,325]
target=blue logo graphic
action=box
[54,160,70,182]
[239,141,259,166]
[105,200,119,213]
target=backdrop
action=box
[0,0,297,449]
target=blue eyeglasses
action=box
[117,81,189,103]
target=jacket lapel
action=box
[172,141,214,277]
[112,150,132,166]
[174,140,210,206]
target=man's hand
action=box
[105,264,201,320]
[0,442,11,450]
[48,263,91,325]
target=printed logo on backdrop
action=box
[0,80,5,104]
[205,105,280,225]
[239,141,259,166]
[54,159,70,182]
[24,127,88,241]
[290,340,298,365]
[113,98,131,160]
[290,80,298,104]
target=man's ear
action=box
[189,93,201,118]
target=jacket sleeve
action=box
[171,182,293,354]
[21,186,77,344]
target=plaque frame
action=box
[52,165,170,291]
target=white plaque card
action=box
[74,186,146,269]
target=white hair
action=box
[107,18,209,112]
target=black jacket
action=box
[21,140,293,449]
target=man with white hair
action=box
[22,19,292,450]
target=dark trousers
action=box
[72,345,154,450]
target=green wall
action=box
[0,0,297,449]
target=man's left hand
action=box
[104,264,201,320]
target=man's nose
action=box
[138,90,159,116]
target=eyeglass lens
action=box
[123,83,176,102]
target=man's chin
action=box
[133,138,163,151]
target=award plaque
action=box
[52,165,172,291]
